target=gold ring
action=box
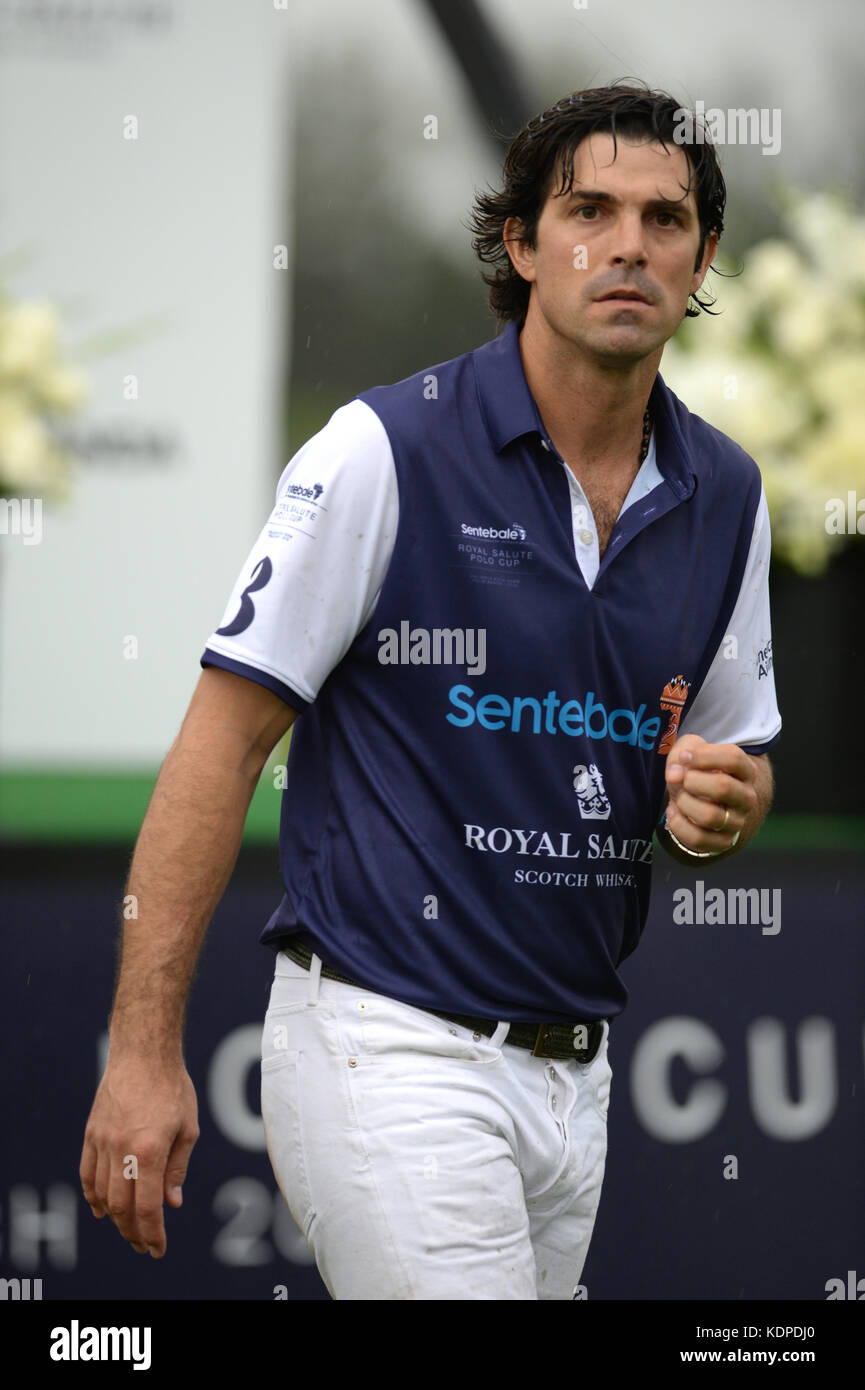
[718,807,730,832]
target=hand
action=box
[79,1057,199,1258]
[664,734,758,855]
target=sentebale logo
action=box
[284,481,324,500]
[460,522,527,540]
[446,684,661,748]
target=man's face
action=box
[506,130,718,364]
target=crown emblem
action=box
[658,673,690,754]
[660,674,690,709]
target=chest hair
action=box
[580,477,634,558]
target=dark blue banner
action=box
[1,846,862,1301]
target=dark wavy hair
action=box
[468,80,727,326]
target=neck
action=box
[517,312,660,468]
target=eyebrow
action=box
[563,188,695,217]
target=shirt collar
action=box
[472,319,696,500]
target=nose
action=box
[609,211,648,268]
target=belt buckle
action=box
[532,1020,602,1061]
[531,1023,557,1058]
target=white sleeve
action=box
[201,398,398,711]
[678,487,782,753]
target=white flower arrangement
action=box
[0,292,89,500]
[661,189,865,574]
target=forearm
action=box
[108,729,261,1062]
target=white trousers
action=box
[261,949,612,1300]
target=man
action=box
[80,82,781,1300]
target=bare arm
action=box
[657,733,774,865]
[80,666,297,1257]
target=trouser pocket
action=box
[261,1048,316,1239]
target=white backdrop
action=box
[0,0,293,765]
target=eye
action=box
[572,204,599,219]
[655,211,680,226]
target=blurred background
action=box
[1,0,862,1301]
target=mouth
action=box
[595,291,651,306]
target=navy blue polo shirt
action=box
[201,321,781,1023]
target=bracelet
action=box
[660,811,740,859]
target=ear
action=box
[503,215,537,283]
[690,229,719,296]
